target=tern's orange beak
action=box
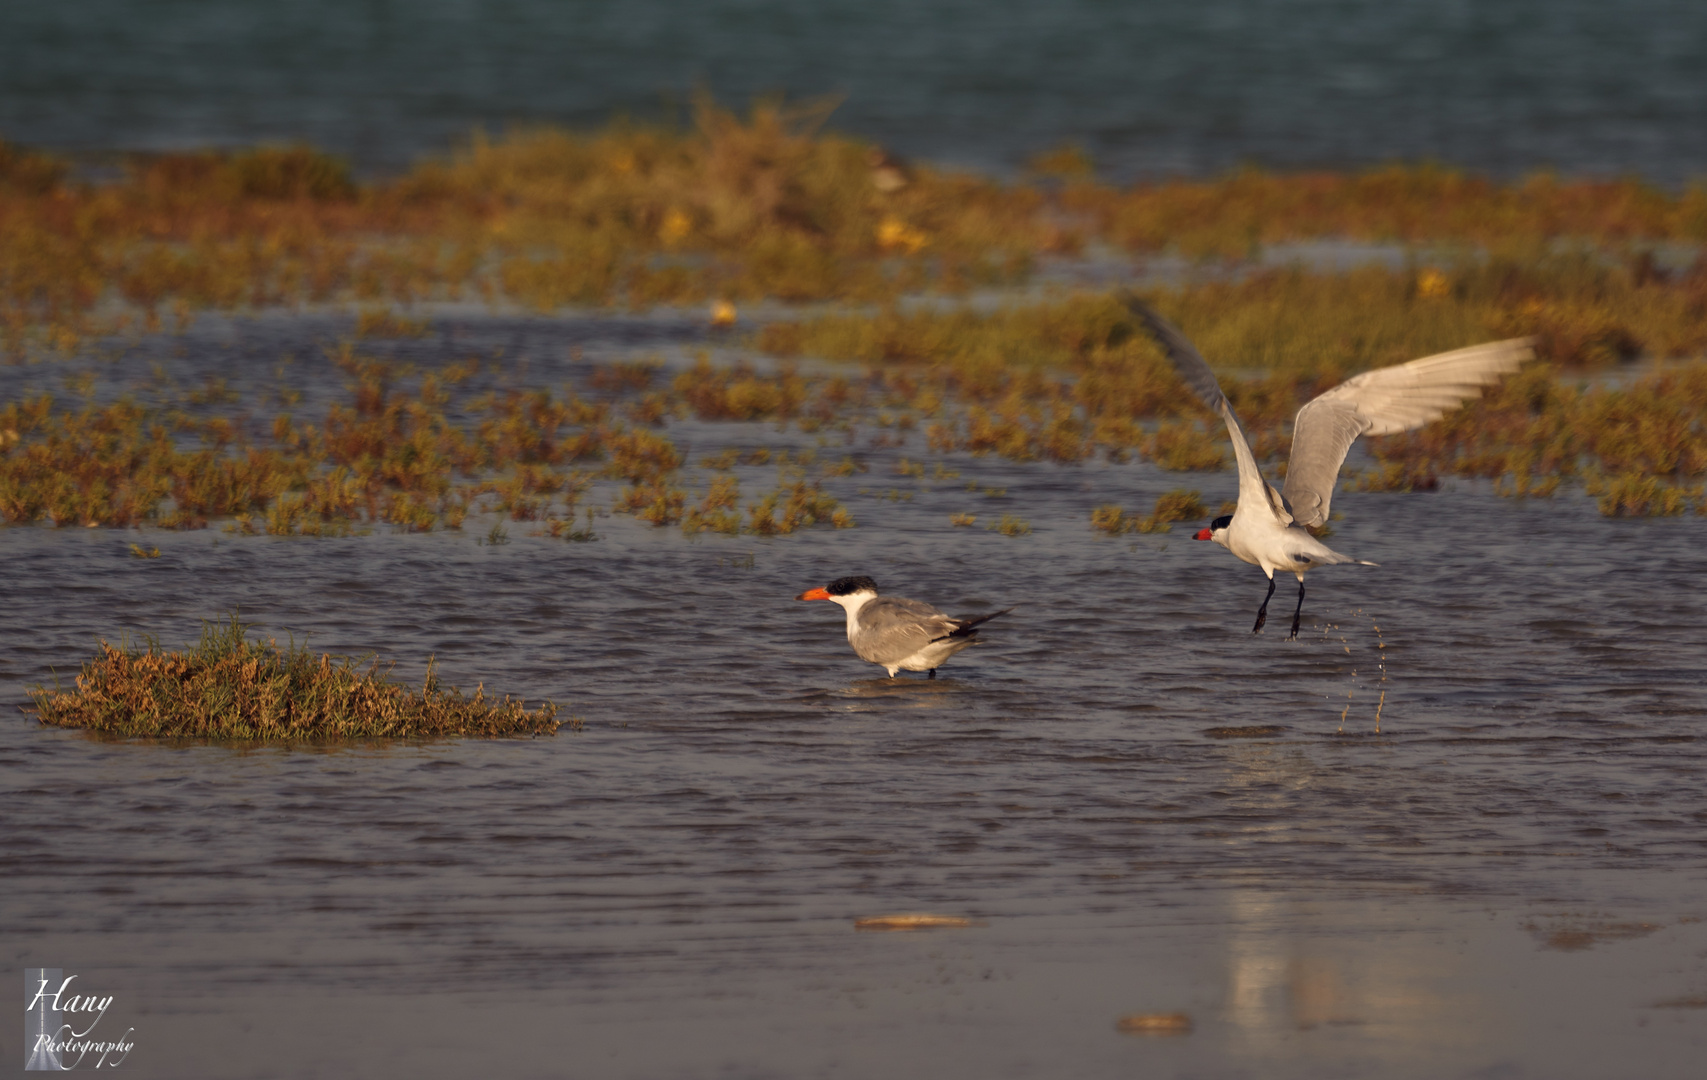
[796,586,831,601]
[1193,527,1214,541]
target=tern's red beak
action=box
[1193,527,1214,541]
[796,586,831,601]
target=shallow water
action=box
[3,312,1706,1076]
[3,1,1705,181]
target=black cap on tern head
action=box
[825,575,879,596]
[1193,514,1232,541]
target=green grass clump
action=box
[28,615,560,739]
[1584,473,1703,517]
[987,512,1032,536]
[1092,489,1209,534]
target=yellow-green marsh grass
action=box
[1061,165,1707,258]
[7,283,1704,533]
[1091,489,1209,534]
[8,118,1704,517]
[354,307,431,338]
[1361,362,1707,514]
[764,256,1707,382]
[28,614,560,739]
[0,340,865,536]
[5,112,1706,355]
[8,244,1706,530]
[758,278,1707,516]
[987,513,1031,536]
[680,473,742,535]
[0,103,1046,353]
[746,479,854,534]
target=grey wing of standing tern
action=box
[851,596,952,665]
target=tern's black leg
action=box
[1253,576,1277,634]
[928,668,937,680]
[1288,578,1306,639]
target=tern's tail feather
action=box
[1309,549,1378,568]
[936,607,1015,642]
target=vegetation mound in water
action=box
[28,615,560,739]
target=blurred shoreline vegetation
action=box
[28,613,561,739]
[1,101,1705,523]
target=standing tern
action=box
[796,576,1012,678]
[1129,297,1532,638]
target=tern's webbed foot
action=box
[1252,609,1267,634]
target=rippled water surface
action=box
[3,313,1706,1077]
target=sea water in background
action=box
[1,0,1705,180]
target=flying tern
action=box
[1129,297,1532,638]
[796,576,1011,678]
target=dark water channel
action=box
[2,311,1705,1077]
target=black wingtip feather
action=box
[1120,292,1227,413]
[932,606,1015,643]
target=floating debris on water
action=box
[1522,916,1664,952]
[853,914,981,931]
[1116,1012,1193,1035]
[1204,725,1288,739]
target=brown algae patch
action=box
[853,914,983,931]
[27,614,560,739]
